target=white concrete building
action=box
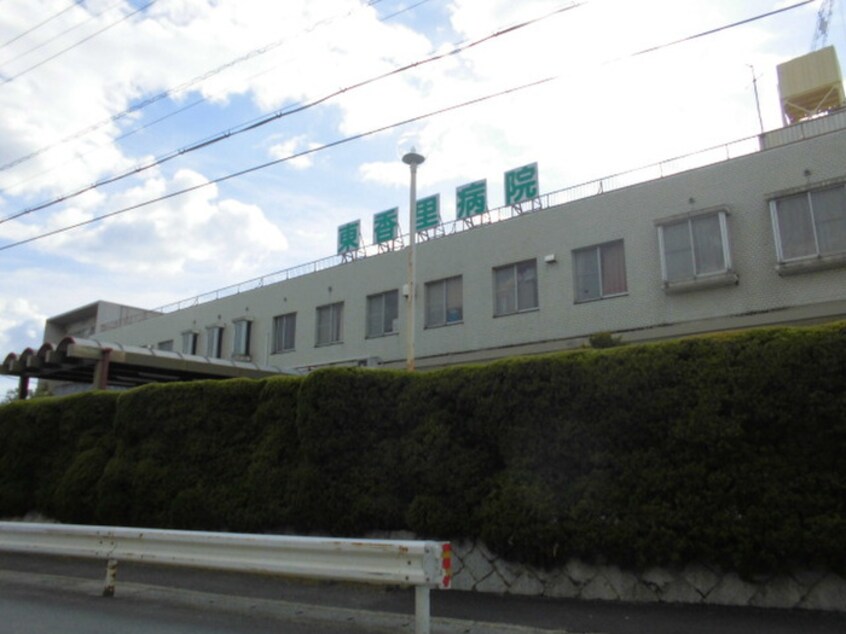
[47,108,846,373]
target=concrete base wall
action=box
[446,539,846,612]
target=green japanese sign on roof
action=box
[415,194,441,232]
[337,220,361,254]
[504,162,539,206]
[373,208,399,244]
[456,179,487,219]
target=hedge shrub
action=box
[238,376,303,531]
[0,391,119,520]
[95,378,267,529]
[397,367,504,538]
[291,368,414,534]
[0,322,843,577]
[467,327,846,574]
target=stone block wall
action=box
[446,539,846,612]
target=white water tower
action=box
[777,46,845,124]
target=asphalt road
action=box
[0,580,383,634]
[2,552,845,634]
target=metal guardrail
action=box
[99,132,770,333]
[0,522,452,634]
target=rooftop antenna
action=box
[748,64,765,135]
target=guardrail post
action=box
[414,585,430,634]
[103,559,118,597]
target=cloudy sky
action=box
[0,0,842,389]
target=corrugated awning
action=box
[2,337,301,393]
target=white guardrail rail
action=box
[0,522,452,634]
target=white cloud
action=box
[0,0,430,199]
[354,0,819,199]
[0,298,45,352]
[31,168,289,276]
[268,135,317,169]
[0,0,811,205]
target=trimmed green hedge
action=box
[1,322,844,576]
[95,378,270,530]
[0,391,119,521]
[292,368,414,534]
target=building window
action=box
[316,302,343,346]
[493,260,538,316]
[573,240,628,303]
[657,210,734,290]
[181,331,198,355]
[206,325,224,358]
[771,185,846,266]
[425,276,463,327]
[272,313,296,353]
[233,319,252,358]
[367,290,399,338]
[156,340,174,351]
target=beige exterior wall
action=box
[92,121,846,371]
[44,301,157,343]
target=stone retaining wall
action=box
[446,539,846,612]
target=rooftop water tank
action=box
[777,46,845,124]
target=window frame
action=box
[205,325,224,358]
[366,289,399,338]
[181,331,198,355]
[770,183,846,274]
[572,240,628,303]
[492,259,539,317]
[271,312,297,354]
[424,276,463,328]
[315,302,344,346]
[232,318,252,358]
[656,208,736,292]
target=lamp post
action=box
[402,148,425,371]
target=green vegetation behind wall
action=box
[0,391,119,521]
[1,323,844,576]
[95,378,269,530]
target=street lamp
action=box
[402,147,425,371]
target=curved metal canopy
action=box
[2,337,301,396]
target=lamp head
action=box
[402,146,425,167]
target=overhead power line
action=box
[0,0,81,51]
[0,76,558,253]
[0,0,424,194]
[0,1,156,87]
[0,0,818,251]
[0,0,126,66]
[0,0,583,224]
[629,0,816,59]
[0,0,391,175]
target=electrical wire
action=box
[0,76,557,252]
[0,0,126,67]
[0,1,156,86]
[0,0,81,51]
[629,0,815,58]
[0,0,818,251]
[0,0,423,192]
[0,0,580,223]
[0,0,393,175]
[0,96,208,196]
